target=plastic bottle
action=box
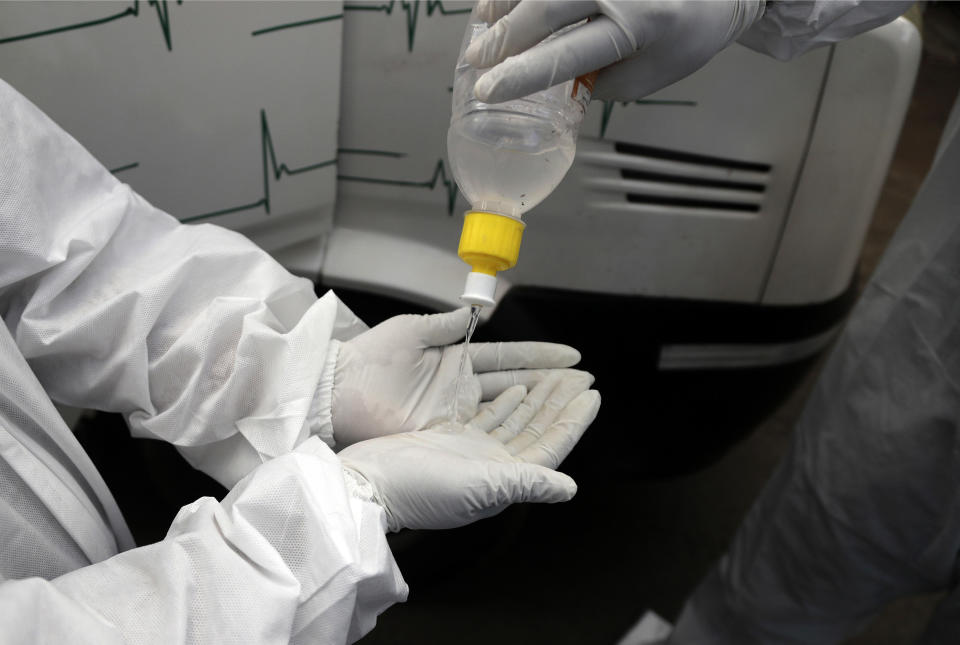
[448,12,594,307]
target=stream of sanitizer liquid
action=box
[451,304,483,422]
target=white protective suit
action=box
[0,78,406,642]
[669,89,960,645]
[659,4,960,644]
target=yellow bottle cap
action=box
[457,210,525,276]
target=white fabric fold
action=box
[738,0,912,60]
[0,77,406,642]
[310,340,342,450]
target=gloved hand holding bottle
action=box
[446,0,914,308]
[464,0,914,104]
[326,307,586,448]
[464,0,765,104]
[339,374,601,531]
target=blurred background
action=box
[1,1,957,642]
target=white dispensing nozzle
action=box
[457,210,525,308]
[460,271,497,307]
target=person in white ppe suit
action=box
[0,77,602,644]
[467,1,960,643]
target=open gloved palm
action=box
[338,371,600,531]
[331,307,583,448]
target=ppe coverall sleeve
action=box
[0,78,362,489]
[738,1,913,61]
[0,437,408,644]
[670,96,960,644]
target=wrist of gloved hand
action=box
[307,339,341,449]
[341,465,400,532]
[736,0,912,61]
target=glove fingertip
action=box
[465,7,514,68]
[562,390,601,429]
[473,70,497,103]
[489,383,528,417]
[580,389,602,418]
[422,307,472,345]
[474,62,531,104]
[464,38,487,68]
[550,471,578,502]
[555,344,581,367]
[562,368,595,390]
[506,383,528,400]
[475,0,519,25]
[523,465,577,503]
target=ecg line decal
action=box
[109,162,140,174]
[338,148,460,216]
[251,13,344,37]
[599,99,698,138]
[343,0,470,52]
[182,110,336,223]
[0,0,182,50]
[337,148,406,159]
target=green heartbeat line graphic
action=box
[338,149,460,216]
[599,99,698,138]
[337,148,406,159]
[0,0,182,50]
[251,13,344,37]
[182,110,336,223]
[343,0,470,52]
[109,162,140,174]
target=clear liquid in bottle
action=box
[448,9,593,308]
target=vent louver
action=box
[579,140,773,216]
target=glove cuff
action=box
[734,0,768,38]
[308,339,341,449]
[341,465,400,533]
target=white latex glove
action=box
[466,0,765,103]
[331,307,582,448]
[339,371,601,531]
